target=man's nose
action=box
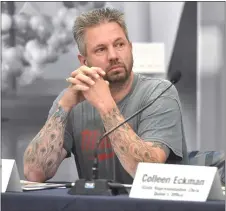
[107,47,118,61]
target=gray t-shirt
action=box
[48,73,188,184]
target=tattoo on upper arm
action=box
[24,105,69,179]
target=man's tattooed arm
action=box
[100,106,170,178]
[23,105,69,182]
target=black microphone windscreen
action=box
[169,70,181,84]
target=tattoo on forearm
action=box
[24,105,69,180]
[101,107,165,177]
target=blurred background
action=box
[1,1,225,182]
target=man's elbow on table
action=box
[24,167,50,183]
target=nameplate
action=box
[129,163,224,201]
[1,159,22,192]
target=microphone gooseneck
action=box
[91,70,182,180]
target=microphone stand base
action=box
[68,179,114,196]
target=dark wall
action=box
[168,2,197,92]
[168,2,197,149]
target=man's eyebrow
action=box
[94,44,105,49]
[114,37,124,42]
[93,38,125,49]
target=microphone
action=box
[68,70,181,196]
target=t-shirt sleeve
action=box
[47,91,73,158]
[137,82,184,161]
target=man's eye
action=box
[116,42,124,48]
[96,48,105,53]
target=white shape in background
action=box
[1,159,22,193]
[18,2,41,15]
[198,25,223,75]
[17,65,43,86]
[1,13,12,32]
[132,43,165,74]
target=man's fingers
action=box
[76,74,95,86]
[66,78,90,91]
[71,67,99,79]
[71,66,105,79]
[66,77,78,84]
[105,80,109,86]
[90,67,106,76]
[71,66,90,77]
[70,70,77,77]
[72,84,89,91]
[67,74,95,86]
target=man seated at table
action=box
[23,7,188,184]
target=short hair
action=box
[73,7,129,56]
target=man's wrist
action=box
[58,100,74,112]
[58,88,80,112]
[97,99,117,116]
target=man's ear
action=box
[129,41,132,51]
[78,54,87,66]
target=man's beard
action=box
[104,58,133,85]
[86,56,133,85]
[104,64,129,84]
